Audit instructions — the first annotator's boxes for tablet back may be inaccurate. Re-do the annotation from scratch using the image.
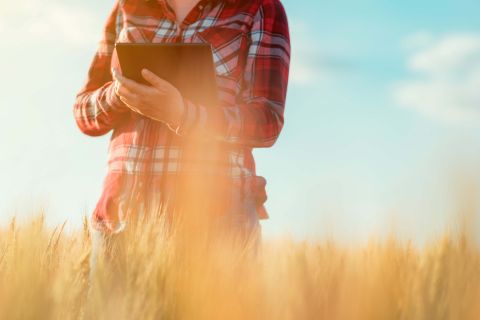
[115,43,218,107]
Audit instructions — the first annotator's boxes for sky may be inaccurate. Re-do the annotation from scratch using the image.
[1,0,480,245]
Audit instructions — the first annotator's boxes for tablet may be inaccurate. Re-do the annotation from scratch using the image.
[115,43,219,107]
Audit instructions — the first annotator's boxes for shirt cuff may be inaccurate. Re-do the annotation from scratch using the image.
[169,97,207,137]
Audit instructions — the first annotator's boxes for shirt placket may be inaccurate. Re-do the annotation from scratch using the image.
[152,0,209,212]
[158,0,208,43]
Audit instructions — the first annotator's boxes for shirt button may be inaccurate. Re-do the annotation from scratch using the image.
[198,4,204,9]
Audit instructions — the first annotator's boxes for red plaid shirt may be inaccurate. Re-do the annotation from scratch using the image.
[74,0,290,233]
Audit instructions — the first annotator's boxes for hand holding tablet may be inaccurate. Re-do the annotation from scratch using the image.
[114,43,218,106]
[112,43,219,129]
[112,67,185,128]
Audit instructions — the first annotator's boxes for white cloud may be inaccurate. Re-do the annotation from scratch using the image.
[401,30,435,51]
[0,0,100,48]
[393,32,480,125]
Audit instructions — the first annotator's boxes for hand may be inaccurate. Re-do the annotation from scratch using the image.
[112,68,184,127]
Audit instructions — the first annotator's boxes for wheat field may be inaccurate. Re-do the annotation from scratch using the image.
[0,212,479,320]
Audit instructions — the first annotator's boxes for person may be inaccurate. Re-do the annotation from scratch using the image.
[73,0,290,273]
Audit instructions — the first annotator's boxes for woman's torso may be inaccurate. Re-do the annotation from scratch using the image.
[102,0,269,225]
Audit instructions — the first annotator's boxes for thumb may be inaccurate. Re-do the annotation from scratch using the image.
[141,68,163,88]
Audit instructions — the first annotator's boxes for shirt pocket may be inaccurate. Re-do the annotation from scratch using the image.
[194,26,248,79]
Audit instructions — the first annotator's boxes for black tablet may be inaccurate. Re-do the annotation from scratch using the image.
[115,43,219,107]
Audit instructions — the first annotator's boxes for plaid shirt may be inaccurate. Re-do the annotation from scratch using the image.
[74,0,290,232]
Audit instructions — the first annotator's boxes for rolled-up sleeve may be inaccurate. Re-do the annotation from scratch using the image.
[73,0,130,137]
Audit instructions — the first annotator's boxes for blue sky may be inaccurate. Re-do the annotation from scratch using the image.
[1,0,480,244]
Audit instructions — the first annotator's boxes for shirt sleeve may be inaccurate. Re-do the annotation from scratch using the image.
[73,0,129,137]
[169,0,291,148]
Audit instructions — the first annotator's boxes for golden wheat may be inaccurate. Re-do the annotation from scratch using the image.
[0,213,479,320]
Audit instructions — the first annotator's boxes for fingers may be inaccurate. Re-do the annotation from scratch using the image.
[116,82,139,101]
[113,68,150,96]
[111,67,122,78]
[110,68,150,117]
[141,69,165,88]
[112,69,150,109]
[110,68,173,122]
